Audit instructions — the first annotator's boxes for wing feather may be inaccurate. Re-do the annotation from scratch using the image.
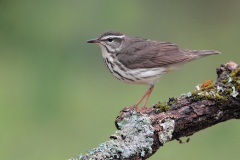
[117,39,191,69]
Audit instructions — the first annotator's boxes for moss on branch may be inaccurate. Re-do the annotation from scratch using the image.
[70,61,240,160]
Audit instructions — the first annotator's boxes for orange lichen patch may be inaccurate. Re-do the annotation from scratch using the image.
[200,80,214,91]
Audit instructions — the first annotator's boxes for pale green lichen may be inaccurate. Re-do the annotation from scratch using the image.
[215,111,223,120]
[158,118,175,144]
[70,111,154,160]
[181,92,192,98]
[188,66,240,101]
[231,86,239,97]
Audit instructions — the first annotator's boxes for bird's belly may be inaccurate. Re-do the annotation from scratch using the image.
[103,58,166,85]
[126,68,167,85]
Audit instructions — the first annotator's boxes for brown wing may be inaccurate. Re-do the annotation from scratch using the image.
[117,39,191,69]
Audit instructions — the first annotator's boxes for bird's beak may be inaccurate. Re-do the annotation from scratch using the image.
[87,38,100,43]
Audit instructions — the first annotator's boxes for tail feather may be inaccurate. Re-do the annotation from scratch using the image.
[181,49,221,58]
[197,50,221,55]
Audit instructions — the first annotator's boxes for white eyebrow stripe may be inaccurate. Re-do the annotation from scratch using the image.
[101,35,124,40]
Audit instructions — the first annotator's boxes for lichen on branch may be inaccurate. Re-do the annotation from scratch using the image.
[70,61,240,160]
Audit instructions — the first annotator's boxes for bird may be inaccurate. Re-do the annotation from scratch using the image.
[87,31,220,109]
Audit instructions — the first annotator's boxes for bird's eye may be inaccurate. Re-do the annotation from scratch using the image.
[107,38,113,42]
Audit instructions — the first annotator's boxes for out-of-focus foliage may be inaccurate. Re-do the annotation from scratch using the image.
[0,1,239,160]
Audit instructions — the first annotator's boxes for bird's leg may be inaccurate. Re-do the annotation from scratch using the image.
[142,85,154,109]
[134,89,151,109]
[134,85,154,110]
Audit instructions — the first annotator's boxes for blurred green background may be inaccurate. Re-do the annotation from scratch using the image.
[0,0,240,160]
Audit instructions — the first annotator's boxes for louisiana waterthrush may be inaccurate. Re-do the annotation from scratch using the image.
[87,31,220,109]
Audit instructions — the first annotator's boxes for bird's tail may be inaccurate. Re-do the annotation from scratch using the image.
[197,50,221,56]
[181,49,221,59]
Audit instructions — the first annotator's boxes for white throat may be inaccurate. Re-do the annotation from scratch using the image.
[98,44,112,58]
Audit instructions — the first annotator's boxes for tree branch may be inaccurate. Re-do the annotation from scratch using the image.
[70,61,240,160]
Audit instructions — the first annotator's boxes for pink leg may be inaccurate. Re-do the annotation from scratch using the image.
[142,85,154,108]
[134,85,154,109]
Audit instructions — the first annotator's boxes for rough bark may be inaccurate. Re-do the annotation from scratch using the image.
[70,61,240,160]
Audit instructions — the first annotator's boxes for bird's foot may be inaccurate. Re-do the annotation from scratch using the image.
[132,104,148,112]
[134,104,139,110]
